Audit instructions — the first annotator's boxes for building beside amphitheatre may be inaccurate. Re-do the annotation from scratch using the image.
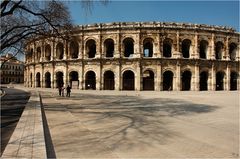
[24,22,239,91]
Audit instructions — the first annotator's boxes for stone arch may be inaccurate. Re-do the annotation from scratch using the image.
[181,70,192,91]
[36,47,41,62]
[70,41,79,59]
[163,38,173,57]
[143,38,154,57]
[45,44,51,61]
[85,71,96,90]
[181,39,191,58]
[123,38,134,57]
[103,70,115,90]
[36,72,41,87]
[199,71,208,91]
[56,42,64,60]
[122,70,135,90]
[216,71,225,90]
[199,40,208,59]
[56,71,64,88]
[86,39,96,58]
[69,71,79,88]
[104,38,114,57]
[163,70,174,91]
[45,72,51,88]
[142,70,154,90]
[229,43,237,61]
[215,41,224,60]
[230,71,238,90]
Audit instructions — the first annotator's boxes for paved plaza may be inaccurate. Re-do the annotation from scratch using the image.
[37,90,239,158]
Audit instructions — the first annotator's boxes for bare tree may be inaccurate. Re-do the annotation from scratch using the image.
[0,0,72,67]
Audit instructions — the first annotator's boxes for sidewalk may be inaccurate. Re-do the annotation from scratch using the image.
[2,91,47,158]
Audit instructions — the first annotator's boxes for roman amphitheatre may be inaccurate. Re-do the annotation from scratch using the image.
[24,22,239,91]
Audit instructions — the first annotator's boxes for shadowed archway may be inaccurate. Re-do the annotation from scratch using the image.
[142,70,154,90]
[122,70,135,90]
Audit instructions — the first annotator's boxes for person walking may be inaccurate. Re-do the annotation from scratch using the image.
[61,86,65,97]
[58,86,62,96]
[66,85,71,97]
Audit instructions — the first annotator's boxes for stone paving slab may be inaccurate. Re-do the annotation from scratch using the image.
[40,91,239,159]
[2,92,46,158]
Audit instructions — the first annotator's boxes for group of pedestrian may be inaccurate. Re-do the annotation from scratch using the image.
[58,85,72,97]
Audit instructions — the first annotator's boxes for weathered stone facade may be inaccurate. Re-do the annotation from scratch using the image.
[24,22,240,91]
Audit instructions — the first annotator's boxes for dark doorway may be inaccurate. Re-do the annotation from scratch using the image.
[70,41,79,59]
[36,72,41,87]
[45,72,51,88]
[182,39,191,58]
[215,42,223,60]
[122,70,135,90]
[45,44,51,61]
[56,42,64,60]
[123,38,134,57]
[216,72,224,90]
[230,72,238,90]
[104,71,115,90]
[142,70,154,90]
[56,72,64,88]
[200,71,208,91]
[163,71,173,91]
[199,40,208,59]
[86,40,96,58]
[104,39,114,57]
[229,43,237,61]
[143,38,153,57]
[85,71,96,90]
[69,71,79,88]
[182,70,191,91]
[163,39,172,57]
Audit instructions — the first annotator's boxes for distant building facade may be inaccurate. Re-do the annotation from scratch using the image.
[24,22,239,91]
[0,54,24,84]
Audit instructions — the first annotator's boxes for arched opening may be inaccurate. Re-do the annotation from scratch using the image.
[85,71,96,90]
[30,73,33,87]
[200,71,208,91]
[56,71,64,88]
[142,70,154,90]
[70,41,79,59]
[163,38,172,57]
[181,70,191,91]
[216,71,224,90]
[28,49,33,63]
[104,39,114,57]
[229,43,237,61]
[86,39,96,58]
[199,40,208,59]
[104,71,115,90]
[36,47,41,62]
[215,42,223,60]
[45,72,51,88]
[181,39,191,58]
[230,71,238,90]
[69,71,79,89]
[123,38,134,57]
[143,38,153,57]
[36,72,41,87]
[163,71,173,91]
[56,42,64,60]
[45,44,51,61]
[122,70,135,90]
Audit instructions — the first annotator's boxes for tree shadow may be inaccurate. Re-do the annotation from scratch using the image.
[41,93,219,153]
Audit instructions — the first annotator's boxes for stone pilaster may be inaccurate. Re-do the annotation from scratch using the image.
[211,63,216,91]
[174,61,181,91]
[225,64,230,90]
[194,63,199,91]
[211,34,215,60]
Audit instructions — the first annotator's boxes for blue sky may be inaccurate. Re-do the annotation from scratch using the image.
[68,1,239,31]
